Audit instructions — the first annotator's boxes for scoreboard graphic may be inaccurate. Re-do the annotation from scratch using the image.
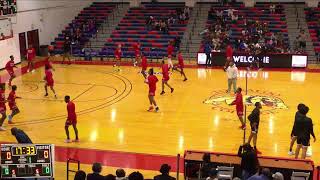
[0,144,54,179]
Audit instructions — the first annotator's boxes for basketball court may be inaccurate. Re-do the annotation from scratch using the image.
[0,62,319,179]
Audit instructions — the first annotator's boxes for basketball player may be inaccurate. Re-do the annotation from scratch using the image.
[288,103,305,155]
[7,85,21,124]
[230,87,246,129]
[160,60,174,95]
[167,41,174,69]
[294,106,316,159]
[0,84,7,131]
[133,42,141,66]
[64,95,79,143]
[173,51,187,81]
[5,55,17,87]
[26,45,36,72]
[44,56,55,71]
[114,44,122,71]
[141,54,148,79]
[44,65,57,98]
[247,102,262,154]
[145,68,159,112]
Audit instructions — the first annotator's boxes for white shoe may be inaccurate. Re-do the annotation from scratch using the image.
[306,150,312,157]
[64,139,71,143]
[0,127,6,131]
[288,151,294,156]
[31,70,35,73]
[27,69,30,73]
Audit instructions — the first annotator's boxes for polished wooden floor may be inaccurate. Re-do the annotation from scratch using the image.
[0,63,319,179]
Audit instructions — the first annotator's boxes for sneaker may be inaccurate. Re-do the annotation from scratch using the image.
[255,149,262,155]
[306,150,312,157]
[27,69,30,73]
[8,121,14,124]
[171,88,174,93]
[64,139,71,143]
[54,95,57,99]
[155,107,159,112]
[72,139,80,143]
[288,151,294,156]
[239,125,246,130]
[44,93,48,97]
[183,78,187,81]
[31,70,35,73]
[226,90,230,93]
[160,91,165,95]
[147,106,154,112]
[0,127,6,131]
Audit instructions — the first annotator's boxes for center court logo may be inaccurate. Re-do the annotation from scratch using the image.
[203,89,288,114]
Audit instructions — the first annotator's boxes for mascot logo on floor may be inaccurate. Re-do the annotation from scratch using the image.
[203,89,288,114]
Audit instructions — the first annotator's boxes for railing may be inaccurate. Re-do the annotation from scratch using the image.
[66,158,80,180]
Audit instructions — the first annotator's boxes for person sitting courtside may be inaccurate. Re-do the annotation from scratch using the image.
[87,162,105,180]
[154,164,176,180]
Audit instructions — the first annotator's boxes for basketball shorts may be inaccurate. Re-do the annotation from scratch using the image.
[297,136,310,147]
[65,120,77,127]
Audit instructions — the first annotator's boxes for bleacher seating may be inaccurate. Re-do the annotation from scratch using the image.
[305,7,320,56]
[200,2,289,52]
[51,2,117,55]
[99,2,190,59]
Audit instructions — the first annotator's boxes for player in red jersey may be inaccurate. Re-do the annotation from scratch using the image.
[64,95,79,143]
[145,68,159,112]
[44,56,55,71]
[230,87,246,129]
[141,54,148,79]
[167,42,174,69]
[160,60,174,95]
[5,55,17,86]
[173,51,187,81]
[114,44,122,71]
[26,45,36,72]
[133,42,141,66]
[44,65,57,98]
[7,85,21,124]
[0,84,7,131]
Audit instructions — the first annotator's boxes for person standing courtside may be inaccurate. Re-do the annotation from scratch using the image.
[205,41,213,68]
[288,103,305,155]
[62,35,72,64]
[294,106,316,159]
[226,61,238,94]
[247,102,262,154]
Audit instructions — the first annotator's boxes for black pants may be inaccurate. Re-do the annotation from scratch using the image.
[206,53,212,67]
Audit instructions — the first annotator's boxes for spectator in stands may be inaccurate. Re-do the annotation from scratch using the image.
[204,41,213,68]
[294,105,316,159]
[128,172,144,180]
[0,33,5,40]
[206,168,218,180]
[154,164,176,180]
[116,169,127,180]
[200,153,214,178]
[272,172,284,180]
[227,8,235,18]
[87,162,105,180]
[11,127,33,143]
[238,143,259,180]
[74,170,86,180]
[269,4,275,14]
[299,30,307,52]
[248,168,271,180]
[184,6,190,19]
